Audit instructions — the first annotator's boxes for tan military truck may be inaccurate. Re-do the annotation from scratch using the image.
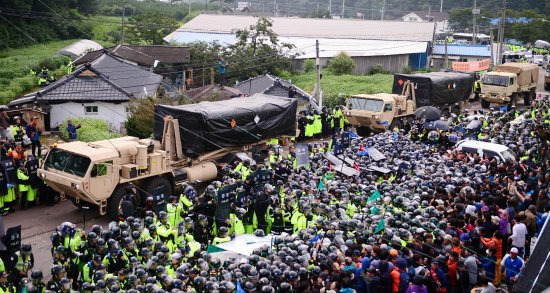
[345,87,417,135]
[480,63,539,108]
[38,95,297,219]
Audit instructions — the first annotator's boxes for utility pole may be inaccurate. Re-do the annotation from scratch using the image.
[444,31,449,69]
[121,0,125,45]
[273,0,277,16]
[497,0,506,64]
[489,24,494,65]
[287,0,290,16]
[381,0,386,20]
[188,0,191,15]
[312,40,322,108]
[440,0,443,12]
[341,0,345,18]
[472,0,478,44]
[328,0,332,15]
[205,0,208,11]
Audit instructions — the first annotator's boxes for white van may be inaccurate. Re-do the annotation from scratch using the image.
[456,140,516,162]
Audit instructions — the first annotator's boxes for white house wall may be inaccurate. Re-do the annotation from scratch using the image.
[49,101,128,132]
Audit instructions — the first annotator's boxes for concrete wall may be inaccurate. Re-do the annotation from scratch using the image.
[49,101,128,132]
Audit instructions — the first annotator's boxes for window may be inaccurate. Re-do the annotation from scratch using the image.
[383,103,393,112]
[348,98,384,111]
[461,147,478,154]
[85,106,98,115]
[482,75,509,86]
[484,150,500,161]
[44,149,91,177]
[91,161,113,177]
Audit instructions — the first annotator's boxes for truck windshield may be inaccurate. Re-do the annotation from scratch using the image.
[348,98,384,111]
[44,148,91,177]
[482,75,509,86]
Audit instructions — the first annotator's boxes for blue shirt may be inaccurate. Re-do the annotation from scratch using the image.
[501,254,524,281]
[67,123,79,140]
[218,61,226,74]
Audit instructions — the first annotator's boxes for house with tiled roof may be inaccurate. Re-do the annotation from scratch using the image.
[9,52,162,131]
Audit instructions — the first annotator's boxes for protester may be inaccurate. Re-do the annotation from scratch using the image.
[0,98,547,292]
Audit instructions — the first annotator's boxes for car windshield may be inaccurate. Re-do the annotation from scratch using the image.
[482,75,509,86]
[44,148,91,177]
[502,149,516,162]
[348,98,384,111]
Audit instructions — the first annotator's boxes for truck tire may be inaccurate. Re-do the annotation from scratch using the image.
[106,186,129,221]
[142,176,173,203]
[356,126,371,137]
[508,93,517,109]
[523,92,532,107]
[481,99,490,108]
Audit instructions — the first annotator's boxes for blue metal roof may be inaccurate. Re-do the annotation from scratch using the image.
[433,44,491,57]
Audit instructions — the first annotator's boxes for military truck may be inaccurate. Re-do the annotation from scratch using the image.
[345,71,473,135]
[38,95,297,219]
[480,63,539,108]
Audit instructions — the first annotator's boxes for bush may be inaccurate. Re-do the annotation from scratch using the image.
[38,55,71,71]
[304,59,315,73]
[400,66,414,74]
[367,64,389,75]
[125,97,155,139]
[328,52,355,75]
[58,117,120,142]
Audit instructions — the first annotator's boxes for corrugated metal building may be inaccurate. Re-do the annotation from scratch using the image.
[165,14,434,73]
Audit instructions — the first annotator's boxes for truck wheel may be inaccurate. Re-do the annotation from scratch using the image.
[356,126,370,137]
[106,184,140,220]
[106,186,128,220]
[481,99,490,109]
[142,176,173,203]
[508,93,517,109]
[523,92,532,107]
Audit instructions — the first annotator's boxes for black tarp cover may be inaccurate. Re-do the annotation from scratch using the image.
[392,72,474,107]
[154,94,297,156]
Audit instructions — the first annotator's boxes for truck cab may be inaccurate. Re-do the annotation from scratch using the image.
[345,92,415,134]
[480,63,538,108]
[480,72,518,104]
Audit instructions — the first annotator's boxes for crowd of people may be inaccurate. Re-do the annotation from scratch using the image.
[0,98,548,293]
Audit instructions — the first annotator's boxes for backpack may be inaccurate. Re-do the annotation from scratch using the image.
[398,269,410,293]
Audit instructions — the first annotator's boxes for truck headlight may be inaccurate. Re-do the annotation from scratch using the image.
[40,173,46,179]
[71,182,79,189]
[373,115,379,119]
[346,111,351,115]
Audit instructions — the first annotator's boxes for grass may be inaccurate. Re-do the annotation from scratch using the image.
[288,72,394,107]
[82,15,120,45]
[0,39,78,104]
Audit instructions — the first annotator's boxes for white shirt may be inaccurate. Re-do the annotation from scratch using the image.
[510,223,527,248]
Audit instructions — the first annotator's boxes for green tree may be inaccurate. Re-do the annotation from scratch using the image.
[328,52,355,75]
[76,0,99,15]
[125,97,156,138]
[225,17,295,82]
[126,11,179,45]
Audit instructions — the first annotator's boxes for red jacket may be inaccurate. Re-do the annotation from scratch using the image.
[447,259,458,286]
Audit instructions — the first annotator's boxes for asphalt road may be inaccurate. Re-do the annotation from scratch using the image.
[4,66,550,278]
